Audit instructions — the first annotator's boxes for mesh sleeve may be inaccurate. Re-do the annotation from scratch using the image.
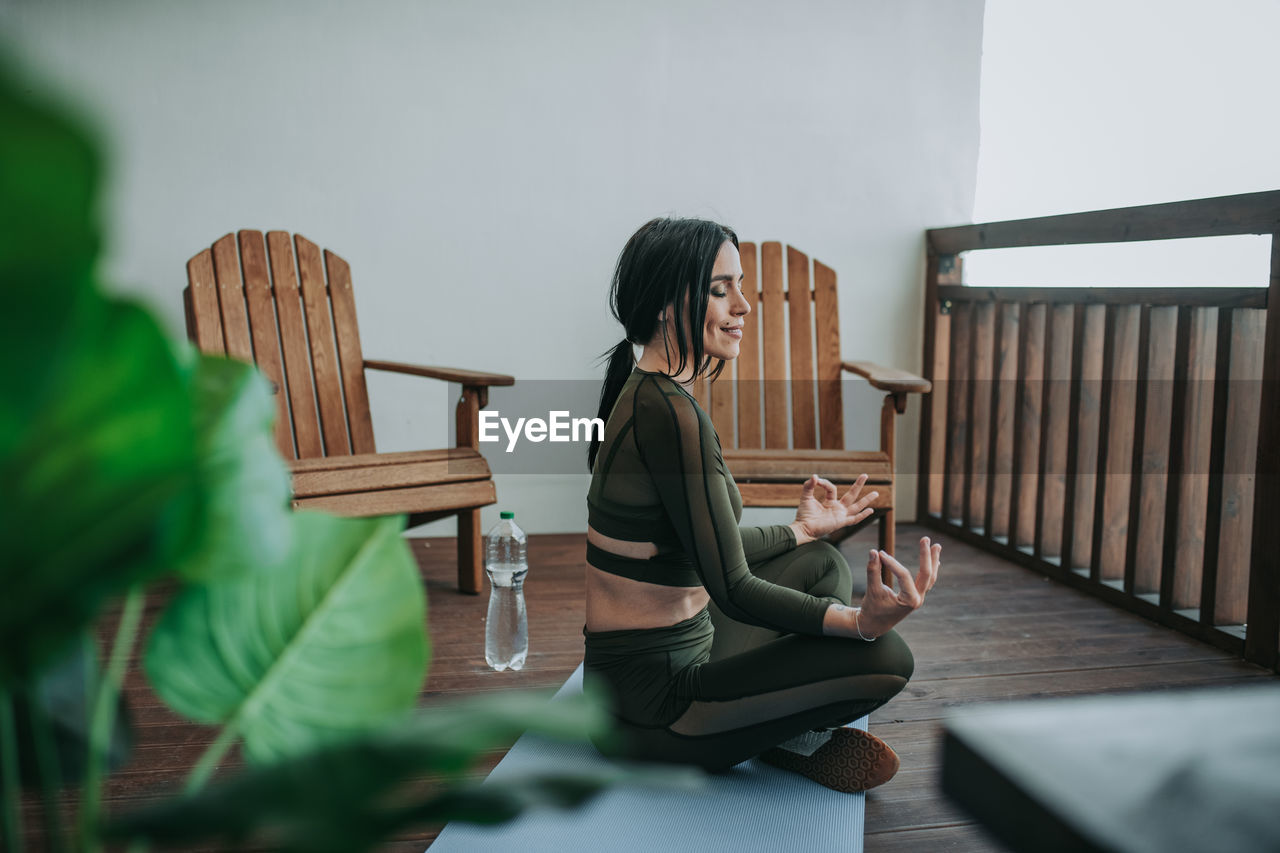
[632,376,828,635]
[740,524,797,564]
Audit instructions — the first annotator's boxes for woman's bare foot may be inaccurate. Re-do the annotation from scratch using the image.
[759,727,900,793]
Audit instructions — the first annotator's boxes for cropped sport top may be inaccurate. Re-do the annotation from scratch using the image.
[586,367,830,636]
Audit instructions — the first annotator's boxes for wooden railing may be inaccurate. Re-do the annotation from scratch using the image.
[918,191,1280,671]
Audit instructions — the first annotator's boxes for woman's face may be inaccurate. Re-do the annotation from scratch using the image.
[701,240,750,361]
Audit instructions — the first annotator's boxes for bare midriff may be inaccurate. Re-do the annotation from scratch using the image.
[585,525,709,632]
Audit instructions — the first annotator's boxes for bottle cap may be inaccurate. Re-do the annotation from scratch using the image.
[500,511,514,519]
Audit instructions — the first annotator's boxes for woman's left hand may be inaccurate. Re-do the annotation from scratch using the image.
[790,473,878,544]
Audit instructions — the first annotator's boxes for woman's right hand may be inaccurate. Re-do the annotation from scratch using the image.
[836,537,941,639]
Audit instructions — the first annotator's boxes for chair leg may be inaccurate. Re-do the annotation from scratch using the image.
[877,507,898,587]
[457,508,483,595]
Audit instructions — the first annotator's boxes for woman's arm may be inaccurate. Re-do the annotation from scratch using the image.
[634,377,829,636]
[788,521,814,546]
[740,524,797,563]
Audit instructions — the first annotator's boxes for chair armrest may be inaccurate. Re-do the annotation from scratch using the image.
[364,359,515,387]
[841,361,931,395]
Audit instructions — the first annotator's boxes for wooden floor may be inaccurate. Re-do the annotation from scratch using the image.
[23,522,1275,852]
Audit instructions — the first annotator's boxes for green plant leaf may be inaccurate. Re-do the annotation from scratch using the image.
[396,765,700,826]
[146,512,429,763]
[107,692,700,853]
[177,353,292,582]
[379,687,618,777]
[0,638,132,794]
[115,770,692,853]
[0,55,102,447]
[0,298,201,685]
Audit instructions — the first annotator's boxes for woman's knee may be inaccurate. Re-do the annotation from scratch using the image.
[872,629,915,682]
[797,539,844,565]
[796,540,853,603]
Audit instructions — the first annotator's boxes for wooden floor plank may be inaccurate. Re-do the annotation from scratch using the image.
[20,524,1276,853]
[865,822,1008,851]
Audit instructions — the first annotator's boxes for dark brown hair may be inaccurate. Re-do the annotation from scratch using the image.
[587,216,737,471]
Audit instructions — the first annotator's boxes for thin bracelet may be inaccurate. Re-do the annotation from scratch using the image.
[853,607,876,642]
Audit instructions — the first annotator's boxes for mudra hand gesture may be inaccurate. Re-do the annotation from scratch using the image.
[790,472,879,541]
[855,536,941,638]
[794,473,942,641]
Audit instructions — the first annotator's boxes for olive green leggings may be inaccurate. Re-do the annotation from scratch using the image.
[583,541,914,772]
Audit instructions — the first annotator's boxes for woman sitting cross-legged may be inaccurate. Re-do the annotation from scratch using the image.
[582,216,941,792]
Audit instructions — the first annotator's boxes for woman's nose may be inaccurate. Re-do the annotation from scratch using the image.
[734,290,751,315]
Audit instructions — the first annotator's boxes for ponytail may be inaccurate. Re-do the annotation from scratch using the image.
[587,338,635,471]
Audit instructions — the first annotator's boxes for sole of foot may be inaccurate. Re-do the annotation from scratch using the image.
[759,727,900,793]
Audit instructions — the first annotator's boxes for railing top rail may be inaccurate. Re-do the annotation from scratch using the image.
[928,190,1280,254]
[936,285,1268,309]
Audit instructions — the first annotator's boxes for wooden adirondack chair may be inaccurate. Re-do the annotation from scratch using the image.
[692,241,931,555]
[183,230,513,594]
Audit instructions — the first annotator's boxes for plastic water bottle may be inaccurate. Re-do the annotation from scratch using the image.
[484,511,528,671]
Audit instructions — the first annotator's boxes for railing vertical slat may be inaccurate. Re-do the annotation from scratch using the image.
[1246,234,1280,671]
[1075,306,1106,568]
[929,274,954,517]
[1100,306,1140,581]
[1034,304,1057,560]
[918,252,938,518]
[1136,308,1177,596]
[1090,304,1118,582]
[1038,306,1073,562]
[1160,306,1193,611]
[945,301,972,523]
[1124,305,1152,596]
[1173,308,1218,611]
[1008,302,1028,547]
[966,302,994,532]
[985,303,1012,541]
[962,301,977,529]
[1200,307,1233,626]
[1061,304,1086,571]
[1049,306,1077,562]
[921,253,958,518]
[1013,303,1045,551]
[1218,308,1263,626]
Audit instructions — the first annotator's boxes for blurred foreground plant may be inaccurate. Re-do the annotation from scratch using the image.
[0,55,695,852]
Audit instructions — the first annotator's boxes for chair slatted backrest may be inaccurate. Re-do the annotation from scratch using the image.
[184,230,376,460]
[695,242,845,451]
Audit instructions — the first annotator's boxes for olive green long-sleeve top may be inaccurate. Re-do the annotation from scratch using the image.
[586,367,831,636]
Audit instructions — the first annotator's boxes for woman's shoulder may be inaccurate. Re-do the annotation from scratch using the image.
[630,371,710,436]
[632,370,699,409]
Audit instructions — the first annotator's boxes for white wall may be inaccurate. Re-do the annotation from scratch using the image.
[2,0,984,535]
[967,0,1279,288]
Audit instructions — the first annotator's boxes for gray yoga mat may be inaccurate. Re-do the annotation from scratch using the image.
[430,664,867,853]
